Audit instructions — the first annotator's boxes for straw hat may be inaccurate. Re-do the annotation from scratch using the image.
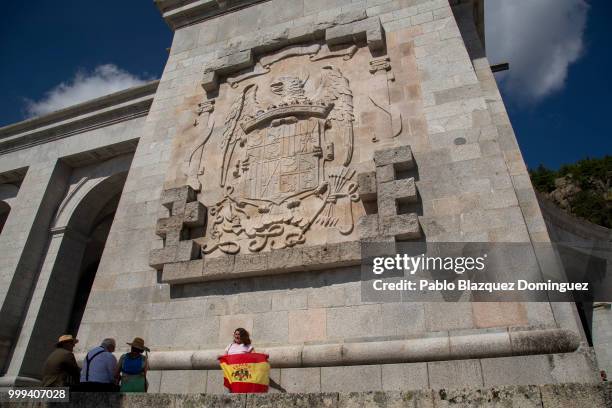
[56,334,78,346]
[127,337,149,352]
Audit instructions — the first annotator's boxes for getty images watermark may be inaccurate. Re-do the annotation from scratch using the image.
[371,253,588,293]
[360,242,611,302]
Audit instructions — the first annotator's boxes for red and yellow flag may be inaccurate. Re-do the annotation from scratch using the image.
[218,353,270,393]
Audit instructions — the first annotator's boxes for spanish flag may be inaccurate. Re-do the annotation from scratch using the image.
[218,353,270,393]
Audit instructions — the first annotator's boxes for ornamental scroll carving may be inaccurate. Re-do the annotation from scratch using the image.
[202,65,360,255]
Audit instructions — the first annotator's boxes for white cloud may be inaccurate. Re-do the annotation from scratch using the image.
[25,64,150,117]
[486,0,589,103]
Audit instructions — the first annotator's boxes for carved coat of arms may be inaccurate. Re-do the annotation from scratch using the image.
[201,66,360,255]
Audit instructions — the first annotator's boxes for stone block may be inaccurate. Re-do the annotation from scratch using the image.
[424,302,474,332]
[428,359,483,389]
[380,213,421,240]
[202,70,219,92]
[161,260,203,284]
[271,291,307,311]
[308,287,345,308]
[247,393,338,408]
[233,253,267,275]
[339,391,433,408]
[146,370,162,393]
[155,216,183,239]
[480,354,555,386]
[357,171,377,202]
[266,247,303,273]
[379,178,418,204]
[434,385,542,408]
[225,49,254,73]
[280,367,322,393]
[472,302,528,328]
[540,383,606,408]
[325,23,355,46]
[374,146,415,169]
[326,305,381,340]
[302,244,342,269]
[549,351,600,383]
[321,365,383,392]
[183,201,206,227]
[381,303,426,336]
[205,370,227,395]
[176,240,200,262]
[119,393,174,407]
[203,255,235,280]
[253,311,288,344]
[381,362,429,391]
[160,186,194,212]
[289,308,327,343]
[230,293,272,314]
[149,246,177,270]
[377,164,396,184]
[357,214,379,239]
[159,369,207,393]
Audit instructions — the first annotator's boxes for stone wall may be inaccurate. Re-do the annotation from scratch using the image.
[73,0,590,391]
[537,192,612,375]
[0,0,596,390]
[2,383,612,407]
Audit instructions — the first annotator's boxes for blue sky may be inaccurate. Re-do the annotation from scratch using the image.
[0,0,609,170]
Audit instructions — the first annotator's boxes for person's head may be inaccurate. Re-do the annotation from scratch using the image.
[233,328,251,345]
[100,338,116,353]
[127,337,149,354]
[56,334,78,351]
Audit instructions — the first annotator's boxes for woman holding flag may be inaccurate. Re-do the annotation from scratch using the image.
[219,328,270,393]
[224,328,254,355]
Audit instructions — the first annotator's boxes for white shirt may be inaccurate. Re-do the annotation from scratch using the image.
[225,343,253,355]
[80,346,117,384]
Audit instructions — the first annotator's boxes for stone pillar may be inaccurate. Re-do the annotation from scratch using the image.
[5,227,89,379]
[0,161,70,376]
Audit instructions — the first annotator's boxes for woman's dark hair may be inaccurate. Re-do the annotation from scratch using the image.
[131,346,144,354]
[235,328,251,345]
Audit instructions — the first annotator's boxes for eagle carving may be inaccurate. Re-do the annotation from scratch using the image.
[204,66,359,255]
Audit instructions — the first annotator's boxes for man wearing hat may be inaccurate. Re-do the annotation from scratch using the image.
[41,334,81,387]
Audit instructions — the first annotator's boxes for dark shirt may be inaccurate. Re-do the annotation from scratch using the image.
[41,348,80,387]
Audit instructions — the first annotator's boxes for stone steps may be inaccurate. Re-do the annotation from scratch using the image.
[2,383,611,407]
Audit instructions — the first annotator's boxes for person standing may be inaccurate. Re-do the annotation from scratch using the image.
[41,334,81,388]
[80,338,118,392]
[115,337,149,392]
[224,328,254,355]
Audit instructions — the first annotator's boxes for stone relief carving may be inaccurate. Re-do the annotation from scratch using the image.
[368,55,402,140]
[310,44,358,62]
[227,63,271,88]
[259,44,321,69]
[187,100,215,191]
[201,65,359,255]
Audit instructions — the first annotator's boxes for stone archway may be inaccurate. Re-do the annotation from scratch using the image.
[4,155,132,380]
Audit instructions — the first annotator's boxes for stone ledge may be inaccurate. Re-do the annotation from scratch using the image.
[201,16,385,92]
[0,81,158,155]
[159,241,364,284]
[156,0,268,30]
[75,329,579,370]
[1,383,610,407]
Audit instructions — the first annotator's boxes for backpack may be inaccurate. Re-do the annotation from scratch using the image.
[121,354,144,375]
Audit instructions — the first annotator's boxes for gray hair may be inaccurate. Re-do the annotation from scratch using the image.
[100,338,116,350]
